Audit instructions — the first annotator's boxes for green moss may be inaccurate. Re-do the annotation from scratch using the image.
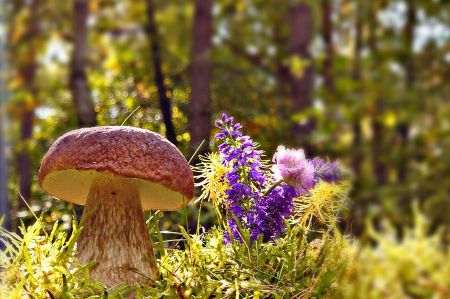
[0,216,109,298]
[1,198,448,298]
[330,205,450,299]
[0,212,347,298]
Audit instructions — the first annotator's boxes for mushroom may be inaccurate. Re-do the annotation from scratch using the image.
[38,126,194,287]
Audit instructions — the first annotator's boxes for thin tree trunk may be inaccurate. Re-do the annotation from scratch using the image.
[18,111,33,204]
[0,6,10,230]
[349,0,364,236]
[70,0,97,128]
[17,0,39,207]
[4,1,22,231]
[273,24,291,119]
[404,0,416,87]
[368,3,388,186]
[397,0,415,183]
[321,0,334,95]
[145,0,177,145]
[0,113,8,231]
[352,0,363,179]
[289,3,315,151]
[189,0,213,156]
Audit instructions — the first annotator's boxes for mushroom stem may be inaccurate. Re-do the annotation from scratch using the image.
[77,176,159,287]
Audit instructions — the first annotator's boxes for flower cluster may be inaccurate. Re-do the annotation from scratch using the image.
[310,157,341,183]
[273,147,341,189]
[215,114,296,242]
[272,146,315,195]
[213,113,342,243]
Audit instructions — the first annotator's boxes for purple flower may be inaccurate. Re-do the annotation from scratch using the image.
[251,183,298,240]
[272,146,315,195]
[224,218,242,243]
[310,157,341,183]
[212,114,343,243]
[214,114,298,243]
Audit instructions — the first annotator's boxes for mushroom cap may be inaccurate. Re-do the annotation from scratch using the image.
[39,126,194,211]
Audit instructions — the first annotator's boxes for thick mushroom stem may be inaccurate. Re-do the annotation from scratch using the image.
[77,176,159,287]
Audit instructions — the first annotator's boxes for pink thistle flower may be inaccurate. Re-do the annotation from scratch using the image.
[272,146,314,195]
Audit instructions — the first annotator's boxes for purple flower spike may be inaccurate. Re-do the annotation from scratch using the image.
[214,115,299,243]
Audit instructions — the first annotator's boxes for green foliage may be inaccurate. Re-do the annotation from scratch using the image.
[0,198,348,298]
[0,216,130,298]
[1,183,448,298]
[330,205,450,299]
[151,224,345,298]
[0,217,346,298]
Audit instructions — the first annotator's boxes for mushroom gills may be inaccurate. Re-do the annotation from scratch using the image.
[41,169,189,210]
[77,175,159,287]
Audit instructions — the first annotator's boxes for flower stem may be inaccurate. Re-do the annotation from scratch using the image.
[263,179,284,197]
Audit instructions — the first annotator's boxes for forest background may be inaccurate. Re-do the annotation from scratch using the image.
[1,0,450,244]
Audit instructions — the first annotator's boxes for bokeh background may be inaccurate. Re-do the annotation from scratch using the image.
[0,0,449,241]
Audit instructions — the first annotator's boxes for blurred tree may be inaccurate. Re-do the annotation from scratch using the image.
[189,0,213,156]
[289,2,314,150]
[70,0,97,127]
[69,0,94,221]
[351,0,363,181]
[349,0,365,235]
[397,0,416,184]
[368,1,389,187]
[1,0,450,238]
[145,0,177,145]
[0,112,8,231]
[0,3,10,231]
[15,0,39,207]
[321,0,334,96]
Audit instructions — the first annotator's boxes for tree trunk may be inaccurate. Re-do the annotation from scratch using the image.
[17,0,39,207]
[289,3,315,151]
[368,3,388,186]
[189,0,213,157]
[348,0,366,236]
[0,110,8,229]
[352,0,363,179]
[18,111,33,204]
[321,0,334,95]
[397,0,416,183]
[0,13,9,230]
[70,0,97,128]
[0,115,9,232]
[145,0,177,145]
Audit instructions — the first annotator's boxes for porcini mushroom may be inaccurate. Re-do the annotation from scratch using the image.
[38,126,194,287]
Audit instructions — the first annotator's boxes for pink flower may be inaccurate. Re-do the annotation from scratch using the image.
[272,146,314,195]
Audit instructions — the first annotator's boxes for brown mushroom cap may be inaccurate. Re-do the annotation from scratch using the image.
[39,126,194,211]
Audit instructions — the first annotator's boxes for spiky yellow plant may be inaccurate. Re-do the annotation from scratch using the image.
[294,181,350,229]
[0,216,134,298]
[193,152,230,206]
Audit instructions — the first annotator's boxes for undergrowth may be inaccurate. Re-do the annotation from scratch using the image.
[0,209,347,298]
[0,216,127,298]
[1,193,449,298]
[0,183,350,298]
[330,204,450,299]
